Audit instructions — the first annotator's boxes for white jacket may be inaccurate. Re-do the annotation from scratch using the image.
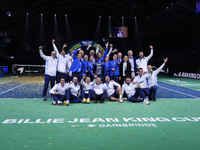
[39,49,57,77]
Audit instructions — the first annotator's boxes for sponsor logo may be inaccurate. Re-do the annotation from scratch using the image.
[2,117,200,128]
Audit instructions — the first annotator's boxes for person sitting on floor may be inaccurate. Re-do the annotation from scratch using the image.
[92,77,108,103]
[104,75,123,103]
[81,74,97,104]
[64,77,82,106]
[122,77,150,105]
[49,77,70,106]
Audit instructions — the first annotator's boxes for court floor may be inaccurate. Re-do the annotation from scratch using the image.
[0,75,200,150]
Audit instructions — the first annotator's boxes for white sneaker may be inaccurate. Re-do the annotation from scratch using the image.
[65,100,70,106]
[57,101,63,106]
[143,99,150,105]
[119,98,123,103]
[52,101,57,105]
[146,97,149,101]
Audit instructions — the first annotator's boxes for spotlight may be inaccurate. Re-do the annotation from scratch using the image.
[99,16,101,18]
[109,16,111,18]
[166,7,169,9]
[27,13,29,15]
[135,17,137,19]
[171,3,173,5]
[54,14,56,16]
[148,16,150,18]
[41,14,43,16]
[7,11,12,17]
[65,14,67,17]
[122,16,124,18]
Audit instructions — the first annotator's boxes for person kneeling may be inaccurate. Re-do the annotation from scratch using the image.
[81,74,97,104]
[104,75,123,103]
[122,77,150,105]
[92,77,107,103]
[49,77,70,106]
[65,77,82,106]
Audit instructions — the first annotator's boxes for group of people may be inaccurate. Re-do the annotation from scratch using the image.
[39,39,168,106]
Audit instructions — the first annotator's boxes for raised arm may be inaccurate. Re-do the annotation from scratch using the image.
[52,39,61,57]
[39,46,48,61]
[81,75,86,86]
[107,44,113,57]
[73,48,80,59]
[96,45,100,55]
[91,74,97,85]
[155,57,168,75]
[146,45,154,61]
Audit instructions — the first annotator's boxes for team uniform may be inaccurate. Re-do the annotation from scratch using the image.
[136,48,153,73]
[53,43,70,83]
[49,83,70,105]
[146,63,165,100]
[81,78,96,102]
[122,83,149,104]
[66,83,82,105]
[104,81,121,98]
[39,49,57,100]
[108,60,121,82]
[133,74,150,97]
[69,49,82,82]
[92,83,108,103]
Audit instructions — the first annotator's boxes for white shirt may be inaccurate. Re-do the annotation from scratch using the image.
[67,57,73,76]
[122,83,137,98]
[123,62,127,76]
[68,83,80,96]
[39,50,57,77]
[133,74,149,89]
[81,79,96,93]
[93,84,106,95]
[49,83,70,95]
[104,81,121,97]
[53,44,70,73]
[129,57,135,72]
[136,49,153,73]
[147,63,165,88]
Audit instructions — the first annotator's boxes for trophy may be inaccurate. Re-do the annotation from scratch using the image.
[96,63,102,75]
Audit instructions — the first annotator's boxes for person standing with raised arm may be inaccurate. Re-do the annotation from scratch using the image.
[39,46,58,101]
[52,39,70,83]
[69,48,83,82]
[147,57,168,101]
[136,45,154,73]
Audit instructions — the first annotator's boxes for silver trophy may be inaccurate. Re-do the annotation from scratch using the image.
[96,63,102,75]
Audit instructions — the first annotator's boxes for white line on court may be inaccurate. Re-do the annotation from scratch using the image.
[0,84,26,95]
[158,81,200,92]
[159,86,200,99]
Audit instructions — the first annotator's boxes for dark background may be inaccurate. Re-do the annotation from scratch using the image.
[0,0,200,73]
